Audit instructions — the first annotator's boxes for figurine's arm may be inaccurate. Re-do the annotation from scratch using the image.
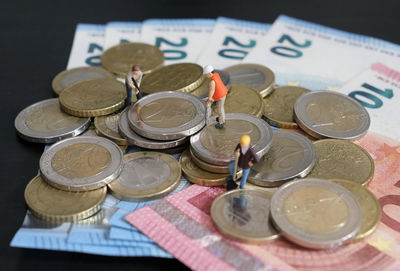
[248,148,260,167]
[206,80,215,105]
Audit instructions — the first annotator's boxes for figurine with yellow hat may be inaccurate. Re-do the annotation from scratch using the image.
[226,135,260,190]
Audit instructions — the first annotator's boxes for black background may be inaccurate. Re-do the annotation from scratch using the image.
[1,0,399,270]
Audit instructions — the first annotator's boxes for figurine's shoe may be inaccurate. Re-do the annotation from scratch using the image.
[216,117,219,123]
[215,123,225,129]
[226,177,238,191]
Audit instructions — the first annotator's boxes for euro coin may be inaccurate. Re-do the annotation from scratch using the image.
[94,111,128,145]
[190,147,229,174]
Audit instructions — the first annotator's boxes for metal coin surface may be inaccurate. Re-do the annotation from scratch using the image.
[190,113,273,165]
[94,111,128,146]
[249,129,316,187]
[211,189,279,244]
[180,149,228,186]
[101,42,164,76]
[25,175,107,222]
[271,178,362,249]
[212,84,263,117]
[15,98,90,143]
[118,108,188,149]
[224,64,275,97]
[141,63,204,95]
[59,78,126,117]
[263,86,310,128]
[40,136,123,191]
[82,122,127,153]
[128,91,206,140]
[108,152,181,200]
[294,91,370,140]
[52,66,114,95]
[307,139,374,186]
[190,147,229,174]
[332,179,381,240]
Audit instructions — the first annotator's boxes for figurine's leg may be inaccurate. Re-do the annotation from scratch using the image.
[136,91,142,101]
[240,168,250,189]
[228,160,235,176]
[125,82,132,106]
[219,96,226,124]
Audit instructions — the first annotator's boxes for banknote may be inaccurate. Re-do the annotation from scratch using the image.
[140,19,215,65]
[66,23,105,69]
[337,62,400,141]
[197,17,270,69]
[126,131,400,271]
[104,22,142,50]
[243,15,400,90]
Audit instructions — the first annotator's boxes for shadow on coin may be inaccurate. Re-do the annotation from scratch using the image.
[228,194,251,227]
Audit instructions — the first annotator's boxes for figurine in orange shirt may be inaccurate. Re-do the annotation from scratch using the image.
[203,65,228,129]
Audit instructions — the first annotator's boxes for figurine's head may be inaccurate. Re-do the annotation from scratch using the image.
[240,135,251,148]
[203,65,214,79]
[132,65,141,74]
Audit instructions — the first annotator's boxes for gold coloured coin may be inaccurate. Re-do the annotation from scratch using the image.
[332,179,381,240]
[59,78,126,117]
[189,147,230,174]
[52,66,114,95]
[101,42,164,76]
[108,152,181,200]
[140,63,204,95]
[190,76,209,98]
[94,111,128,145]
[263,86,310,128]
[212,84,263,117]
[180,149,228,186]
[24,175,107,222]
[307,139,375,185]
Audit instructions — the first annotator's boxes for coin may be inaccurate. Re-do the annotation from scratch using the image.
[52,66,114,95]
[40,136,123,191]
[15,98,90,143]
[332,179,381,240]
[271,178,362,249]
[211,189,279,244]
[249,129,316,187]
[180,149,228,186]
[190,147,229,174]
[108,152,181,200]
[191,113,273,165]
[118,108,188,149]
[128,91,206,140]
[307,139,374,185]
[140,63,204,95]
[263,86,310,128]
[94,111,128,145]
[101,42,164,76]
[25,175,107,222]
[82,122,127,153]
[224,64,275,97]
[212,84,263,117]
[59,78,126,117]
[294,91,370,140]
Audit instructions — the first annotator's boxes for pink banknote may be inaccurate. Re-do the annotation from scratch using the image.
[126,131,400,271]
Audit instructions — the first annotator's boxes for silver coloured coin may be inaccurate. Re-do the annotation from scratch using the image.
[128,91,206,140]
[40,136,123,191]
[118,108,189,149]
[270,178,362,249]
[294,91,370,140]
[190,113,273,165]
[15,98,90,143]
[249,130,316,187]
[224,64,275,97]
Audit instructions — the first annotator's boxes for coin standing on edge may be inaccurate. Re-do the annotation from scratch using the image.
[101,42,164,76]
[40,136,123,191]
[263,86,310,128]
[108,152,181,200]
[52,66,114,95]
[15,98,90,143]
[332,179,381,240]
[190,113,273,165]
[211,189,279,244]
[224,64,275,97]
[294,91,370,140]
[59,78,126,117]
[271,178,362,249]
[180,149,228,186]
[25,175,107,222]
[128,91,206,140]
[94,111,128,146]
[249,129,316,187]
[307,139,375,186]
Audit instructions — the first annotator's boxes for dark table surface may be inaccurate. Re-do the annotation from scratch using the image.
[1,0,399,270]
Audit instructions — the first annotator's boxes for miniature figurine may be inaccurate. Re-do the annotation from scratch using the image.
[125,65,143,106]
[203,65,228,129]
[227,135,260,190]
